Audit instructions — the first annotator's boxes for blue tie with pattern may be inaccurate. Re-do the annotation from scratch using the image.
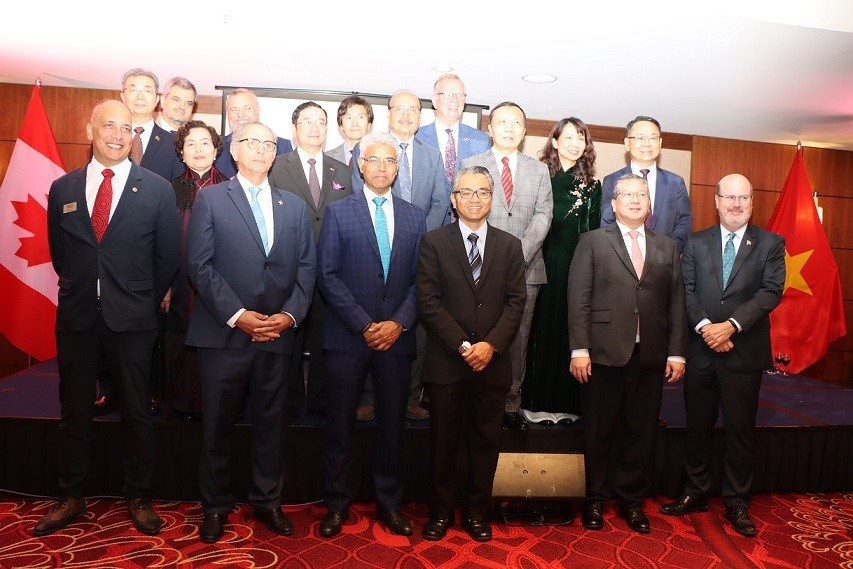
[373,197,391,282]
[398,142,412,202]
[248,186,269,254]
[722,232,736,287]
[468,233,481,286]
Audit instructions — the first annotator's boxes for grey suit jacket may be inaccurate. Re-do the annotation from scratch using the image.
[459,150,552,285]
[568,224,688,369]
[326,143,348,166]
[269,150,351,239]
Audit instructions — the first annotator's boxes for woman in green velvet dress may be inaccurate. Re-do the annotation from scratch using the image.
[522,118,601,416]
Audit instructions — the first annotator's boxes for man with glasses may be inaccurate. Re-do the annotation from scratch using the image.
[269,102,351,418]
[416,165,526,542]
[568,173,688,534]
[416,74,492,225]
[156,76,197,133]
[317,131,427,538]
[186,122,316,543]
[601,115,692,252]
[660,174,784,537]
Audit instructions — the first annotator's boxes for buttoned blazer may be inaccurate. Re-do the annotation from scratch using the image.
[214,134,293,179]
[185,178,316,355]
[269,150,351,239]
[458,150,553,285]
[47,162,179,333]
[601,165,693,252]
[140,123,185,182]
[567,224,688,369]
[682,224,785,372]
[317,191,427,355]
[416,222,527,387]
[350,137,447,231]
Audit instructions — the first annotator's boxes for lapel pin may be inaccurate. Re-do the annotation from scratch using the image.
[154,135,161,142]
[746,240,752,246]
[132,187,138,192]
[278,200,283,205]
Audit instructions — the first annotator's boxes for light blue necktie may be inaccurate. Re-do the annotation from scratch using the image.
[248,186,270,254]
[398,142,412,202]
[722,232,736,287]
[373,197,391,282]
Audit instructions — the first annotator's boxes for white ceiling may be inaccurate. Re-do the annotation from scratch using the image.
[4,1,853,150]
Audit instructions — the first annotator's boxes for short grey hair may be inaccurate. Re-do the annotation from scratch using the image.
[121,68,159,92]
[230,122,277,146]
[388,89,421,109]
[162,76,197,99]
[358,131,398,156]
[452,165,493,192]
[434,73,463,92]
[613,173,648,198]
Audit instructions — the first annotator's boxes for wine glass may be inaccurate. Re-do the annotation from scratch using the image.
[775,352,791,375]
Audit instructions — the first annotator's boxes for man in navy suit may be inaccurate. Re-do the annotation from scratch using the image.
[416,73,491,224]
[37,100,179,537]
[214,88,293,178]
[660,174,784,537]
[600,116,692,252]
[317,131,427,538]
[186,122,316,543]
[155,76,197,133]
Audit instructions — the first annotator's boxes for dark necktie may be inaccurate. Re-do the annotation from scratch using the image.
[91,168,114,241]
[468,233,481,286]
[501,156,513,206]
[130,126,144,165]
[308,157,321,207]
[640,168,653,230]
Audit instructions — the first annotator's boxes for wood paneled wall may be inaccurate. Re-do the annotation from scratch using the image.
[1,83,850,384]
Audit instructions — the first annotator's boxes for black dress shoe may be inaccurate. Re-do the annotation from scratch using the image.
[377,509,412,536]
[619,506,651,534]
[660,495,710,516]
[200,513,227,543]
[149,397,160,415]
[581,500,604,530]
[503,411,529,430]
[255,507,294,536]
[725,506,757,537]
[422,517,452,541]
[319,510,348,538]
[33,496,86,536]
[128,498,163,535]
[93,395,115,415]
[462,518,492,541]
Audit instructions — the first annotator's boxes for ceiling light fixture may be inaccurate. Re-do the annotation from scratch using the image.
[433,65,454,72]
[522,74,557,83]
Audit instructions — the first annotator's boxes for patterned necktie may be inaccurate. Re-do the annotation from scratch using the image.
[639,168,653,230]
[308,157,321,207]
[468,233,482,286]
[248,186,270,254]
[373,197,391,282]
[444,129,457,186]
[398,142,412,202]
[722,232,736,288]
[91,168,114,241]
[628,230,644,335]
[501,156,513,206]
[130,126,144,165]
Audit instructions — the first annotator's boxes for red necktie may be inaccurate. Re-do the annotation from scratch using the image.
[501,156,513,206]
[640,168,653,230]
[91,168,114,241]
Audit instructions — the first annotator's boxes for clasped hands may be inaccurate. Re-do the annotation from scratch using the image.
[701,321,735,353]
[362,321,403,351]
[236,310,293,342]
[459,342,495,372]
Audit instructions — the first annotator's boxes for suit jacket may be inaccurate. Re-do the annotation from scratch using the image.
[47,162,179,333]
[269,150,351,239]
[214,134,293,179]
[140,123,185,182]
[350,137,447,231]
[185,178,316,355]
[317,191,427,355]
[601,165,692,252]
[568,224,688,369]
[417,223,526,387]
[415,121,492,195]
[682,224,785,372]
[326,143,348,165]
[459,150,553,285]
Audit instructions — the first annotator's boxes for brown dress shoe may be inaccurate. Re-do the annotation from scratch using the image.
[33,496,86,536]
[128,498,163,535]
[405,403,429,420]
[355,404,375,421]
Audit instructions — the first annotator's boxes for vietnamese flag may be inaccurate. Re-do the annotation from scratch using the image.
[0,85,64,360]
[766,149,846,374]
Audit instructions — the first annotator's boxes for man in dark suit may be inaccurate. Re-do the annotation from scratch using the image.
[269,101,351,417]
[660,173,785,537]
[417,165,526,542]
[327,95,373,167]
[214,88,293,178]
[317,131,427,538]
[36,100,179,537]
[416,73,491,224]
[600,115,692,252]
[569,173,688,534]
[155,76,197,133]
[185,122,316,543]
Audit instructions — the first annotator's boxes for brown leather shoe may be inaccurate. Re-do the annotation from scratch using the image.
[405,403,429,420]
[93,395,115,416]
[128,498,163,535]
[355,404,375,421]
[33,496,86,536]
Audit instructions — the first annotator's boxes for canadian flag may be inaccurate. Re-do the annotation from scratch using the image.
[0,85,64,360]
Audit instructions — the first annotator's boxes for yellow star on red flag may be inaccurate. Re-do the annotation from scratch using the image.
[783,248,813,295]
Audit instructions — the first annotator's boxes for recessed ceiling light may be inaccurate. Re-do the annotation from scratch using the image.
[433,65,454,72]
[522,74,557,83]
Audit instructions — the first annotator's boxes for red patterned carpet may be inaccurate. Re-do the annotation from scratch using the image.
[1,493,850,568]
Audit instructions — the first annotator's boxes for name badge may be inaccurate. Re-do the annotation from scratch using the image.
[63,202,77,213]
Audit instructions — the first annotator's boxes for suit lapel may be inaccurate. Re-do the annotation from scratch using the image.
[353,193,382,262]
[227,178,267,255]
[72,170,97,244]
[317,156,342,211]
[706,225,724,292]
[103,164,141,242]
[285,152,315,210]
[726,224,757,289]
[268,188,287,256]
[642,231,658,281]
[482,152,506,210]
[604,224,637,279]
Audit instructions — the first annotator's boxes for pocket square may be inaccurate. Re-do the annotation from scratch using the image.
[332,181,345,191]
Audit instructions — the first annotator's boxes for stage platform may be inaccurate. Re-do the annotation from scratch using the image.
[1,360,850,503]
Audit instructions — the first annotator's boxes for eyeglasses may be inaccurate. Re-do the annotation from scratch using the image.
[626,135,660,144]
[296,119,327,128]
[124,87,156,98]
[238,138,277,152]
[615,191,649,201]
[391,105,420,114]
[717,194,753,204]
[436,92,466,100]
[361,156,398,165]
[453,189,493,199]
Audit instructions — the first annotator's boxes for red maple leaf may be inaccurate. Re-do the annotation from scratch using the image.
[12,195,51,267]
